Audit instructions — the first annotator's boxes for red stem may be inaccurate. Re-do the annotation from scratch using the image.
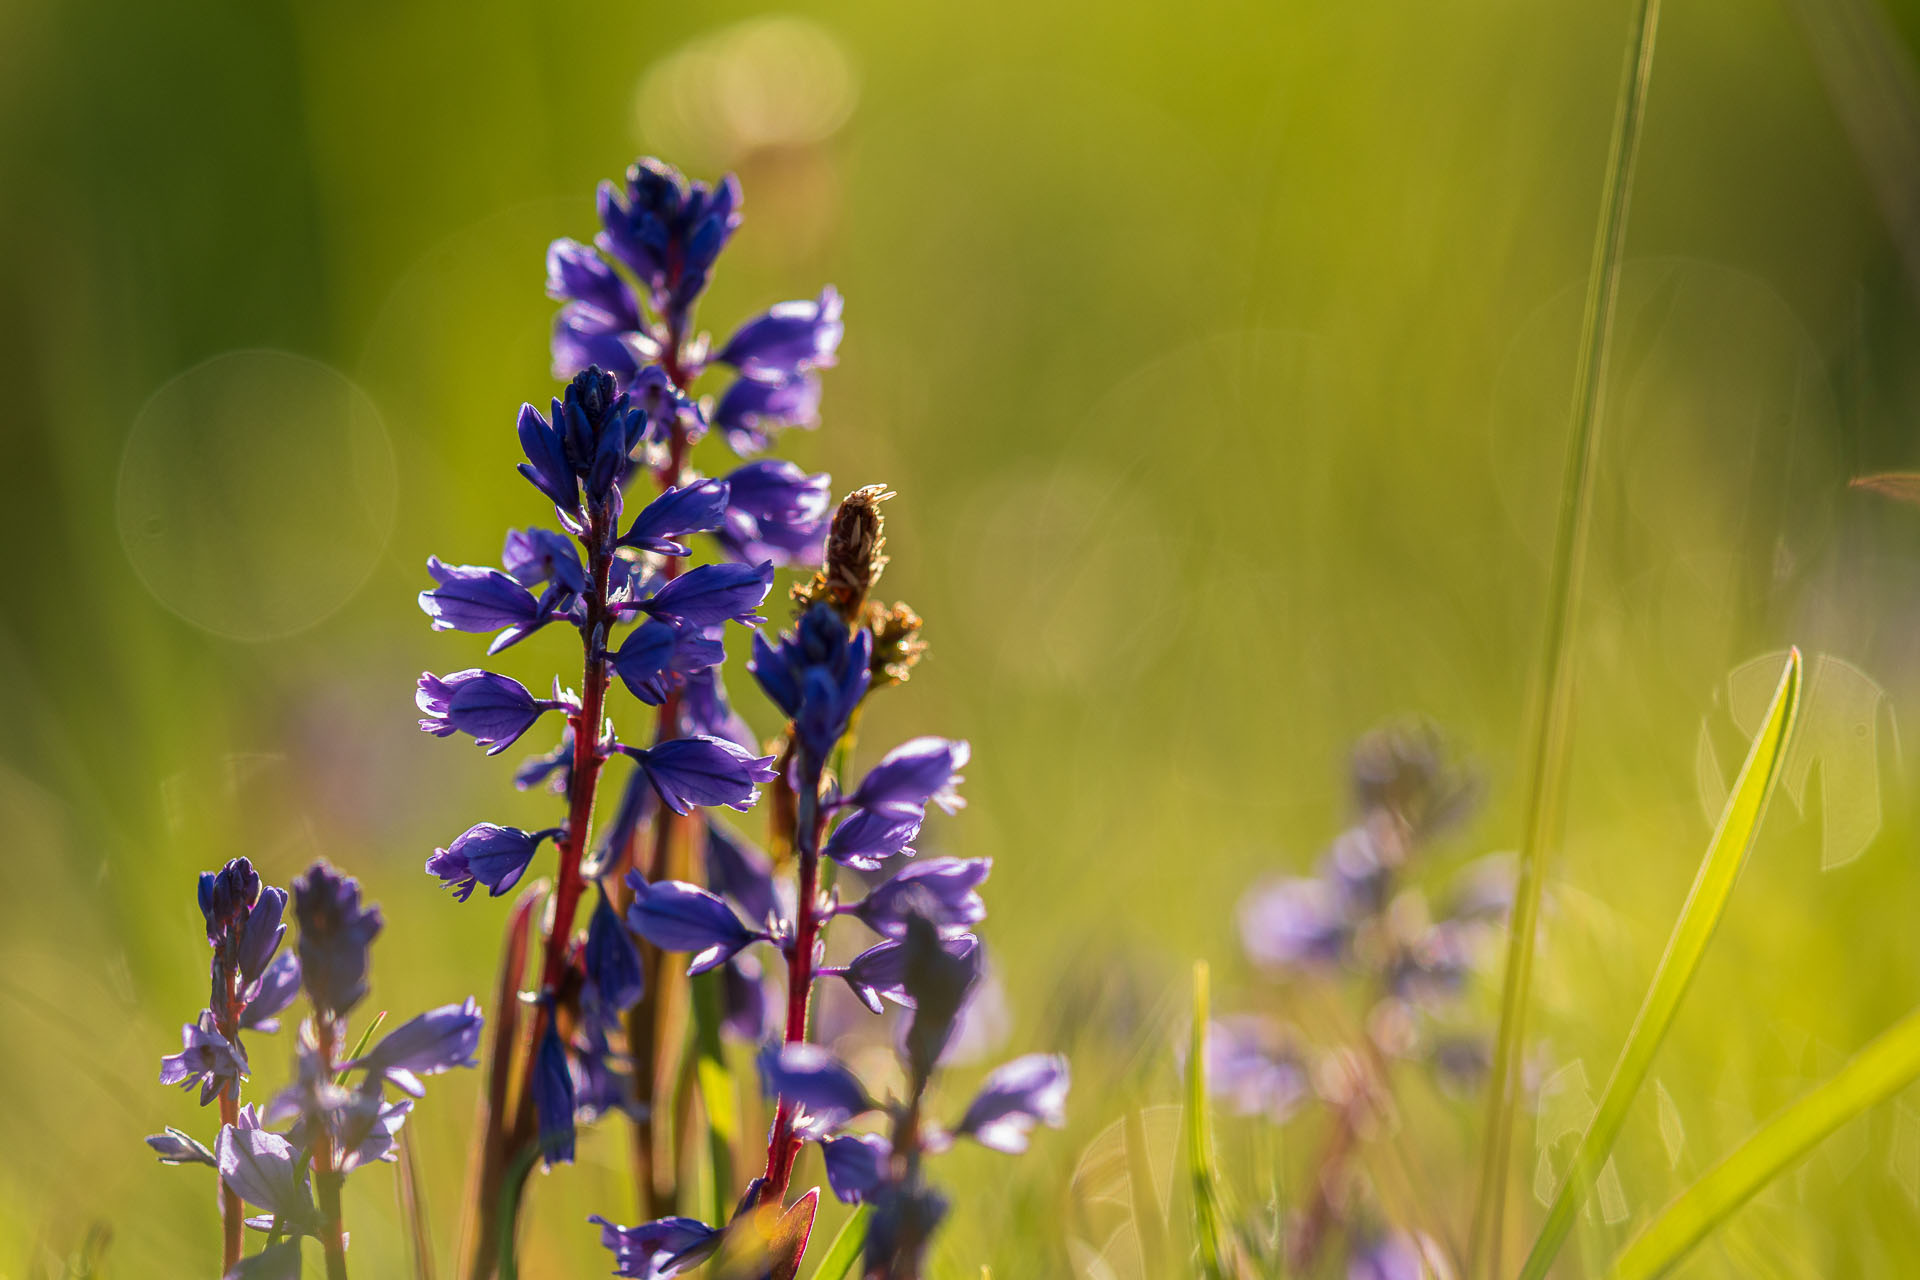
[314,1015,351,1280]
[760,776,827,1202]
[216,963,244,1270]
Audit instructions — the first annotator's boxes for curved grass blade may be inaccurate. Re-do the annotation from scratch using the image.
[1518,648,1802,1280]
[806,1204,870,1280]
[1467,0,1665,1272]
[1610,1004,1920,1280]
[1186,961,1234,1279]
[1851,473,1920,507]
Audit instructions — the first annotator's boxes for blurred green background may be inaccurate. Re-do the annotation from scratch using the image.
[7,0,1920,1274]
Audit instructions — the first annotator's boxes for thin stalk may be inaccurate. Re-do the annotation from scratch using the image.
[1466,1,1663,1274]
[315,1016,351,1280]
[761,773,829,1202]
[215,954,245,1270]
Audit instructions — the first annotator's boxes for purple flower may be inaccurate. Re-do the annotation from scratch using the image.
[677,665,755,750]
[234,887,289,991]
[955,1053,1071,1153]
[216,1124,319,1232]
[532,1021,576,1165]
[349,998,484,1095]
[584,886,645,1022]
[291,860,383,1017]
[199,858,262,941]
[823,807,921,870]
[820,1132,891,1204]
[624,875,765,974]
[841,737,969,818]
[1348,1230,1446,1280]
[596,158,742,322]
[502,527,587,597]
[720,953,770,1041]
[588,1213,724,1280]
[712,460,832,567]
[331,1089,414,1171]
[416,669,563,755]
[834,933,980,1015]
[146,1127,216,1167]
[750,602,872,763]
[715,288,844,380]
[898,914,984,1083]
[159,1011,246,1106]
[418,558,548,653]
[238,952,303,1032]
[633,559,775,628]
[623,735,777,815]
[515,727,574,793]
[757,1042,875,1129]
[516,368,650,517]
[849,857,991,940]
[1205,1016,1306,1122]
[704,820,779,929]
[425,823,557,901]
[621,478,731,556]
[612,620,726,706]
[546,237,642,329]
[712,371,822,457]
[1238,875,1347,971]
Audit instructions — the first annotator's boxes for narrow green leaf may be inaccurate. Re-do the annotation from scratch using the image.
[1518,649,1802,1280]
[1611,1003,1920,1280]
[1468,0,1665,1273]
[806,1204,871,1280]
[343,1009,389,1068]
[1185,961,1232,1279]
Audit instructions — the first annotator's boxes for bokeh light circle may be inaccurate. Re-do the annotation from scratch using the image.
[116,349,398,641]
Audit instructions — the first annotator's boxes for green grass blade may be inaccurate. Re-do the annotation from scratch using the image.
[1186,961,1232,1279]
[1610,1003,1920,1280]
[807,1204,871,1280]
[1468,0,1665,1273]
[1517,648,1802,1280]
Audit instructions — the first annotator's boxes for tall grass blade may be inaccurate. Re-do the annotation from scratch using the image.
[807,1204,871,1280]
[397,1125,439,1280]
[1517,649,1802,1280]
[1468,0,1664,1273]
[1610,1003,1920,1280]
[1185,961,1233,1279]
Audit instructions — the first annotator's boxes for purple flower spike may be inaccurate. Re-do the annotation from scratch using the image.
[704,820,779,929]
[238,951,303,1032]
[426,823,557,902]
[612,620,726,707]
[955,1053,1071,1154]
[716,287,844,380]
[621,478,732,556]
[625,735,777,815]
[835,933,980,1014]
[216,1124,319,1232]
[416,669,561,755]
[820,1132,891,1204]
[596,157,742,322]
[532,1021,576,1166]
[713,371,822,457]
[842,737,969,818]
[584,887,645,1022]
[850,857,992,940]
[159,1011,247,1106]
[350,997,484,1095]
[624,875,764,974]
[291,860,383,1018]
[1238,875,1347,972]
[418,558,548,653]
[638,559,775,628]
[199,858,261,941]
[750,602,873,763]
[823,807,922,870]
[588,1213,724,1280]
[757,1042,875,1129]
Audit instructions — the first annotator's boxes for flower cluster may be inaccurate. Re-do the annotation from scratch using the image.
[149,859,481,1278]
[1208,723,1506,1278]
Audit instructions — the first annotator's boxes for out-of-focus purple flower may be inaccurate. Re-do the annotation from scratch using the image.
[515,728,574,794]
[502,527,587,598]
[720,952,769,1041]
[1430,1037,1491,1094]
[833,934,980,1015]
[588,1212,724,1280]
[1205,1016,1307,1122]
[418,558,549,654]
[677,666,755,750]
[238,952,302,1032]
[595,157,742,324]
[426,823,557,902]
[216,1124,319,1233]
[147,1127,216,1167]
[758,1043,875,1130]
[1326,826,1394,916]
[820,1132,891,1204]
[532,1021,577,1166]
[199,858,262,942]
[849,858,991,940]
[572,1022,636,1124]
[823,808,921,870]
[840,737,969,819]
[1350,721,1479,840]
[866,1182,949,1280]
[235,887,289,991]
[899,913,983,1085]
[1348,1229,1454,1280]
[348,998,484,1095]
[712,460,832,567]
[291,861,383,1018]
[622,735,777,815]
[704,821,779,929]
[160,1011,247,1106]
[625,874,767,974]
[226,1238,305,1280]
[712,371,822,457]
[546,237,643,330]
[331,1090,414,1171]
[1239,875,1348,972]
[584,887,645,1023]
[621,479,731,556]
[630,559,775,629]
[955,1054,1070,1153]
[715,288,843,380]
[1386,920,1475,1004]
[264,1038,351,1131]
[612,620,726,706]
[750,602,872,763]
[417,669,564,755]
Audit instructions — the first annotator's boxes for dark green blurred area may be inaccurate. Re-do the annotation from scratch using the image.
[7,0,1920,1274]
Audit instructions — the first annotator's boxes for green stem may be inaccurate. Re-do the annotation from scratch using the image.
[1466,1,1664,1274]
